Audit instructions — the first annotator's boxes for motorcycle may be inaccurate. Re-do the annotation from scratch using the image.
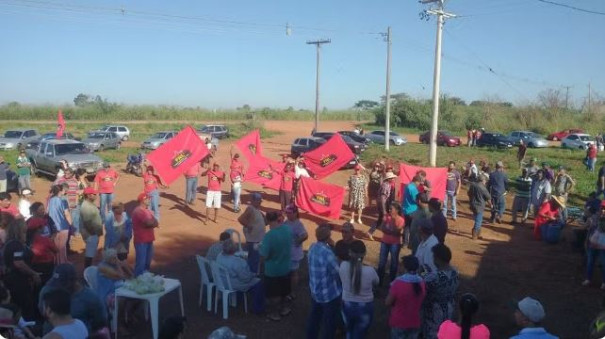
[126,153,143,177]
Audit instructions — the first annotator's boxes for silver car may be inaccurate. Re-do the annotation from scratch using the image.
[0,129,40,150]
[98,125,131,141]
[141,131,176,150]
[26,139,103,177]
[366,130,407,146]
[83,132,121,151]
[508,131,549,148]
[561,133,594,150]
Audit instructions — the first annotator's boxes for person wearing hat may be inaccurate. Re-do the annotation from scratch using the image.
[517,139,528,169]
[202,163,226,223]
[132,192,159,276]
[414,218,439,274]
[142,163,167,222]
[553,166,575,223]
[237,192,266,273]
[512,168,533,225]
[93,162,119,220]
[487,161,509,224]
[468,174,493,240]
[438,293,490,338]
[512,297,557,338]
[386,255,426,338]
[534,196,564,241]
[229,153,245,213]
[531,169,552,218]
[334,222,355,262]
[80,187,103,268]
[376,171,396,230]
[15,149,32,193]
[18,188,33,220]
[347,164,368,224]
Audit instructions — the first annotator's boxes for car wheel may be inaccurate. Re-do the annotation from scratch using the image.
[122,136,129,141]
[528,143,535,148]
[580,145,586,150]
[116,142,121,150]
[552,136,558,141]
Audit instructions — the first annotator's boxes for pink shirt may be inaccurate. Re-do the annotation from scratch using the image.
[143,173,160,193]
[230,159,243,181]
[132,206,155,244]
[438,320,490,339]
[94,169,118,194]
[382,215,404,245]
[388,277,426,329]
[280,170,295,192]
[207,170,224,191]
[185,163,200,177]
[0,204,20,218]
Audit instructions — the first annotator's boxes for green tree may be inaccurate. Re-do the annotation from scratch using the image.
[73,93,91,107]
[353,100,379,110]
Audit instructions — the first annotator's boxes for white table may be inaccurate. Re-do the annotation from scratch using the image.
[114,278,185,339]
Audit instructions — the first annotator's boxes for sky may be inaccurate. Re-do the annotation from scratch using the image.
[0,0,603,109]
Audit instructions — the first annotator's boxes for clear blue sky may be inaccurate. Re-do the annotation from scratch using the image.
[0,0,603,109]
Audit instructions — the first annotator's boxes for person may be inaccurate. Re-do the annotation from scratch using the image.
[334,222,355,262]
[367,162,383,209]
[443,161,461,221]
[47,185,72,264]
[542,162,554,183]
[159,316,186,339]
[206,231,231,262]
[373,172,396,237]
[466,129,473,147]
[184,161,201,205]
[422,244,459,338]
[202,163,225,223]
[517,140,528,169]
[478,160,491,181]
[142,164,166,221]
[96,248,133,313]
[408,192,431,254]
[553,166,575,223]
[54,168,81,236]
[55,160,69,181]
[598,163,605,198]
[80,187,103,268]
[468,175,492,240]
[27,209,57,285]
[75,168,91,190]
[132,192,159,276]
[18,189,33,220]
[472,129,479,146]
[386,256,426,339]
[534,196,564,241]
[103,202,133,261]
[583,216,605,289]
[0,156,9,193]
[26,201,55,238]
[511,297,557,339]
[283,204,308,301]
[587,143,598,172]
[229,153,245,213]
[377,201,404,285]
[415,219,439,274]
[16,150,32,193]
[338,240,378,339]
[93,162,119,220]
[237,192,265,272]
[293,158,311,200]
[526,158,540,179]
[429,198,448,244]
[465,160,478,182]
[259,211,292,321]
[437,293,490,339]
[512,168,533,225]
[488,161,509,224]
[347,164,368,224]
[387,166,398,206]
[0,192,21,218]
[306,224,341,339]
[41,289,88,339]
[277,162,295,211]
[416,170,431,195]
[531,170,552,218]
[402,175,422,246]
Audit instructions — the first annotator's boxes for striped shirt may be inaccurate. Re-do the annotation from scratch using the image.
[515,176,532,198]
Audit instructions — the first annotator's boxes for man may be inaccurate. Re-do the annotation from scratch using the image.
[184,161,201,205]
[206,231,231,261]
[374,172,396,233]
[230,153,245,213]
[16,149,32,192]
[0,192,21,218]
[429,198,448,244]
[598,163,605,198]
[443,161,461,221]
[488,161,509,224]
[142,164,166,221]
[408,192,431,254]
[237,192,266,273]
[512,168,533,225]
[306,224,341,339]
[334,222,355,262]
[259,211,292,321]
[587,143,598,172]
[93,162,119,219]
[517,139,527,169]
[415,219,439,274]
[402,175,422,246]
[553,166,575,223]
[0,156,8,193]
[55,168,81,235]
[531,170,552,218]
[468,174,493,240]
[202,163,225,223]
[526,158,540,179]
[79,187,103,268]
[132,192,159,276]
[42,289,88,339]
[278,162,296,211]
[542,162,554,183]
[511,297,557,339]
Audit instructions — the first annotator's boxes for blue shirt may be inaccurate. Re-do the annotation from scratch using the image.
[48,196,70,231]
[510,327,558,339]
[402,183,419,216]
[488,170,509,197]
[308,242,341,303]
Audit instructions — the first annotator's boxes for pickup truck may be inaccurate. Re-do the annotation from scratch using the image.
[26,139,104,178]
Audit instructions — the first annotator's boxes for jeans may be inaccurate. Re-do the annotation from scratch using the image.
[70,206,81,234]
[586,248,605,281]
[490,194,506,220]
[185,177,198,204]
[377,243,401,284]
[232,184,242,211]
[306,297,341,339]
[246,242,260,274]
[148,190,160,221]
[442,191,457,219]
[134,242,154,276]
[511,196,530,222]
[472,207,484,232]
[587,158,597,171]
[390,328,419,339]
[18,174,31,191]
[100,193,114,220]
[342,301,373,339]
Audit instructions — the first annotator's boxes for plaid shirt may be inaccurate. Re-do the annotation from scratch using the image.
[308,242,341,303]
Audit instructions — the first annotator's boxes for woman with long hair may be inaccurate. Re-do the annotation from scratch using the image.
[375,202,405,284]
[438,293,490,338]
[26,202,57,285]
[47,184,72,264]
[338,240,379,339]
[386,255,426,339]
[104,202,133,261]
[347,164,368,224]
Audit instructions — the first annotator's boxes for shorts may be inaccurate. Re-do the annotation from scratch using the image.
[85,235,99,258]
[206,191,222,208]
[264,274,291,298]
[291,260,300,271]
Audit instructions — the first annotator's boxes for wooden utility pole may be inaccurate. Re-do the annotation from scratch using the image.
[306,39,331,133]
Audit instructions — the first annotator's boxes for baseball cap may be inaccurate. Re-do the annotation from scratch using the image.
[48,264,77,288]
[517,297,546,323]
[83,187,97,195]
[137,192,148,202]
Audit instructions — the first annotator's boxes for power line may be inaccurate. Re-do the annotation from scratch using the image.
[536,0,605,16]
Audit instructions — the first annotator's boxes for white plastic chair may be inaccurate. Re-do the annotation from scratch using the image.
[195,255,215,312]
[210,261,248,320]
[83,266,99,291]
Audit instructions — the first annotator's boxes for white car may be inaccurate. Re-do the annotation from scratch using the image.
[366,130,407,146]
[98,125,131,141]
[561,133,594,150]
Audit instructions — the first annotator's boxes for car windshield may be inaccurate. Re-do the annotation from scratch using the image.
[491,133,503,137]
[579,135,591,141]
[4,131,23,138]
[151,133,168,139]
[55,143,88,155]
[441,131,452,136]
[87,133,105,139]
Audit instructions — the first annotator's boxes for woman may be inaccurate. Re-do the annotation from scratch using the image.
[230,153,244,213]
[26,211,57,286]
[438,293,490,339]
[348,164,368,224]
[422,243,459,338]
[283,204,308,301]
[75,168,91,189]
[96,248,133,313]
[26,202,55,238]
[293,158,311,201]
[367,162,383,209]
[55,159,69,180]
[18,189,33,220]
[338,240,378,339]
[104,202,133,261]
[386,256,426,339]
[376,202,405,285]
[47,185,72,264]
[584,216,605,289]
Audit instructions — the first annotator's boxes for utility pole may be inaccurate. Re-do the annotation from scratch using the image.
[422,0,456,167]
[381,27,393,151]
[564,86,570,110]
[306,39,331,133]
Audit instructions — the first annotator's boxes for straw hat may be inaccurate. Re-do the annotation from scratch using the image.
[384,172,397,180]
[551,195,566,209]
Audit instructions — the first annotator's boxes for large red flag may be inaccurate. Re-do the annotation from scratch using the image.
[235,129,263,161]
[398,163,448,200]
[146,126,210,185]
[296,177,345,219]
[56,110,65,138]
[244,156,284,191]
[302,134,355,179]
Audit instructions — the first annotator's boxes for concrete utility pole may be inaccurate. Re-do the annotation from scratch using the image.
[382,27,393,151]
[422,0,456,167]
[306,39,331,133]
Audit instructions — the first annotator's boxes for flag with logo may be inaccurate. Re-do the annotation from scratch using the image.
[398,163,448,200]
[235,129,263,161]
[146,126,210,185]
[296,177,345,219]
[302,134,355,179]
[57,110,65,138]
[244,156,284,191]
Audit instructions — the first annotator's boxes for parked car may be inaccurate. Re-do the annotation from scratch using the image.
[547,128,584,141]
[311,132,367,154]
[198,125,229,139]
[476,132,514,148]
[27,132,78,149]
[561,133,594,150]
[337,131,372,145]
[0,129,40,150]
[508,131,549,148]
[97,125,131,141]
[418,130,461,147]
[26,140,103,178]
[83,131,121,151]
[290,137,326,158]
[366,130,407,146]
[141,131,176,150]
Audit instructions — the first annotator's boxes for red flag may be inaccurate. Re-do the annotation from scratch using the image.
[295,177,345,219]
[398,163,448,200]
[244,156,284,191]
[57,110,65,138]
[235,129,263,161]
[146,126,210,185]
[302,134,355,179]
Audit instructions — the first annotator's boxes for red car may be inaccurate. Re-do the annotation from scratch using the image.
[419,130,461,147]
[547,128,584,141]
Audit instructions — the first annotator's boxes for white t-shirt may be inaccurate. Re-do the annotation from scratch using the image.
[49,319,88,339]
[18,199,31,220]
[338,261,378,303]
[295,166,310,179]
[416,235,439,274]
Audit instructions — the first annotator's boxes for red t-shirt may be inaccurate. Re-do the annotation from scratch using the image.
[534,201,559,240]
[207,170,224,192]
[0,204,20,218]
[30,234,57,264]
[94,169,119,194]
[230,160,243,181]
[388,278,426,329]
[143,173,160,193]
[132,206,155,244]
[382,215,404,245]
[185,163,200,177]
[280,170,295,192]
[589,146,597,159]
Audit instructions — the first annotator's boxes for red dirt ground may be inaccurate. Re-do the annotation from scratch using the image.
[29,121,599,338]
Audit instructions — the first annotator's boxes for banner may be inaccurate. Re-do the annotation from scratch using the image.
[398,163,448,200]
[244,156,284,191]
[296,177,345,219]
[57,110,65,138]
[146,126,210,185]
[235,129,263,161]
[302,134,355,179]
